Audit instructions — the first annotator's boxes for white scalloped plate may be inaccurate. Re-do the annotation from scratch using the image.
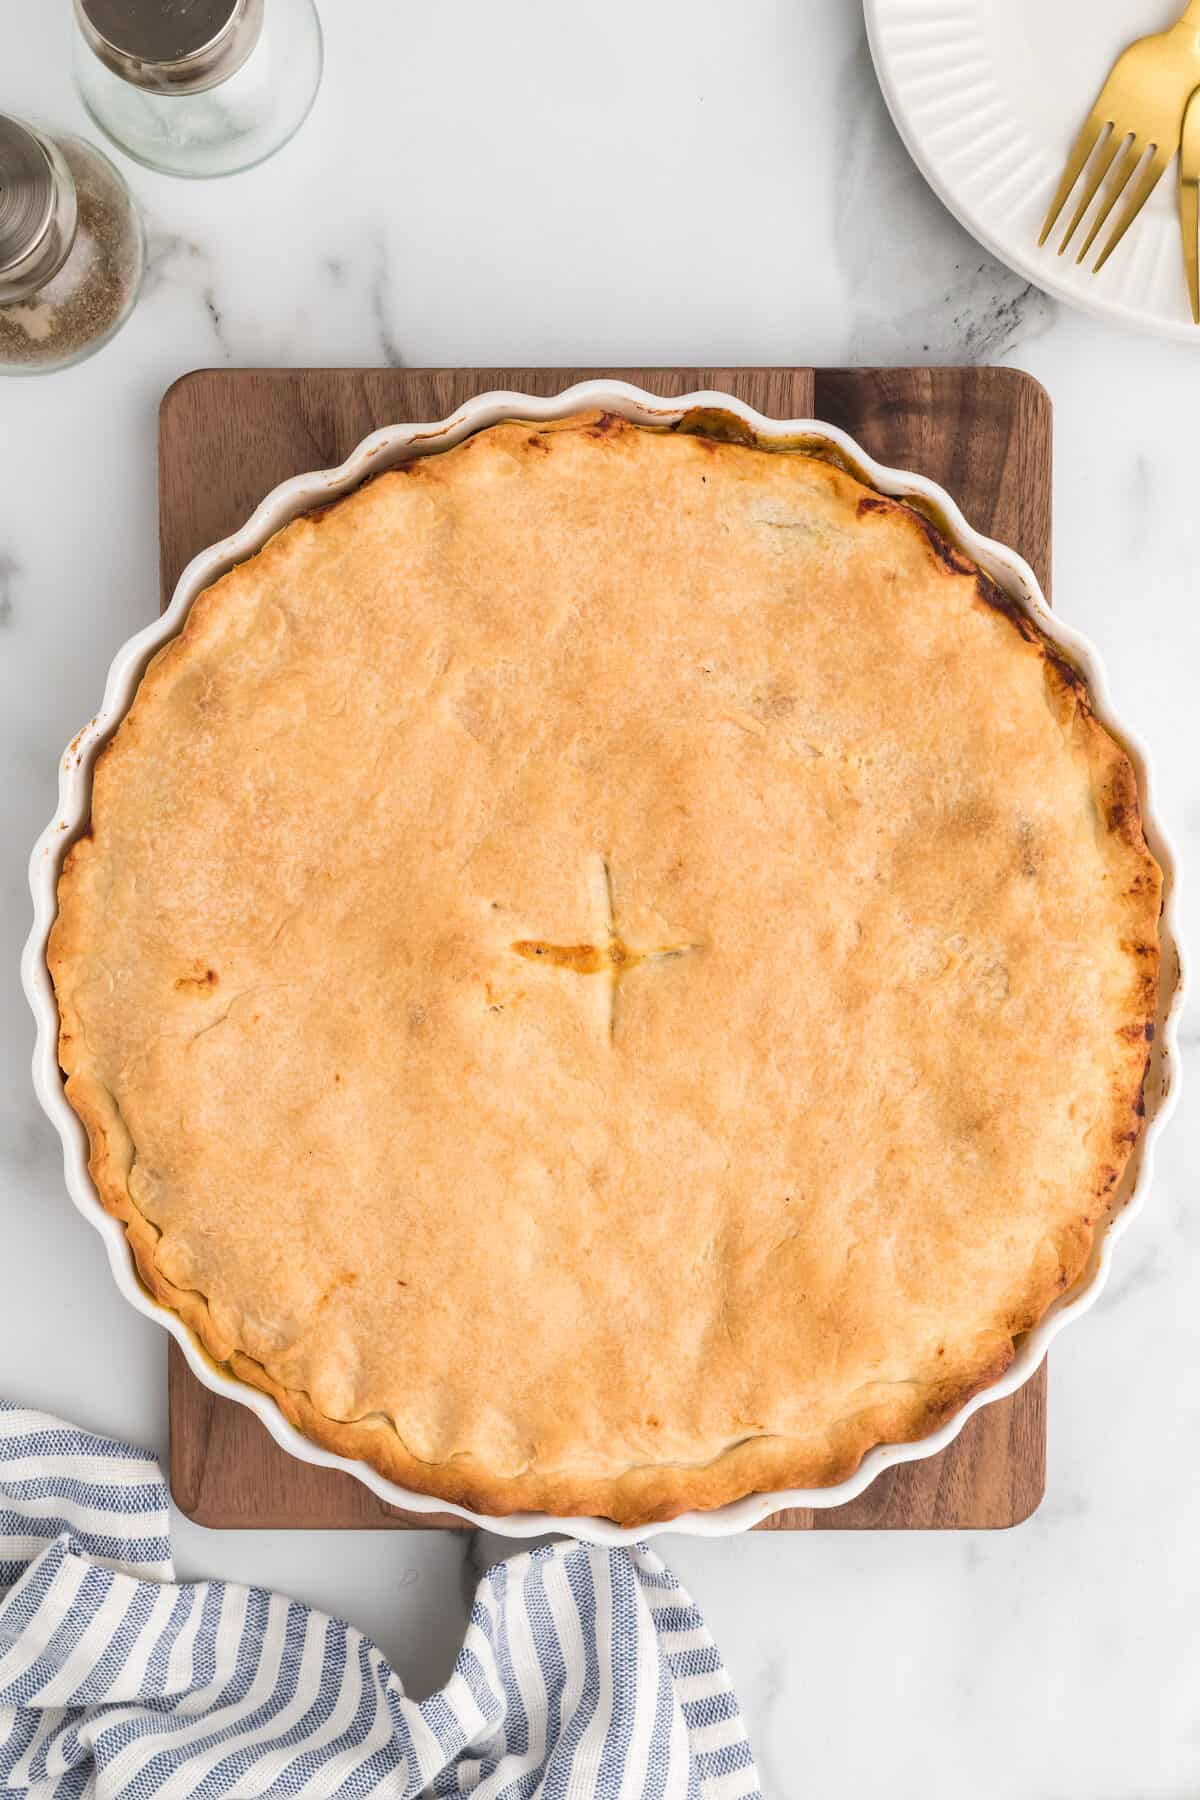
[866,0,1200,340]
[23,380,1183,1544]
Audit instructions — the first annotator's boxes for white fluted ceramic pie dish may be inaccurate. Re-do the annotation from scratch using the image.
[23,380,1183,1544]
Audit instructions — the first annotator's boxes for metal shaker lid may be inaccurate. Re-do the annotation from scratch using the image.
[0,117,78,304]
[73,0,265,94]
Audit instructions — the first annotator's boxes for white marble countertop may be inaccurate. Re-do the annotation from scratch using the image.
[2,4,1198,1794]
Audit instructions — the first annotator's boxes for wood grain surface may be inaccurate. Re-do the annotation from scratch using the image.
[161,366,1051,1532]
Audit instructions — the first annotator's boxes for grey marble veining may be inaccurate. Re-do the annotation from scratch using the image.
[368,231,407,369]
[833,30,1057,364]
[1,3,1198,1795]
[0,550,18,628]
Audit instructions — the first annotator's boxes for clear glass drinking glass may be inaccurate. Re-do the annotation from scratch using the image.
[72,0,323,180]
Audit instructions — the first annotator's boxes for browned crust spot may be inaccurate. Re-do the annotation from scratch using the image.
[856,492,976,577]
[174,967,218,992]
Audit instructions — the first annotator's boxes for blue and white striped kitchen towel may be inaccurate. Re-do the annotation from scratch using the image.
[0,1406,761,1798]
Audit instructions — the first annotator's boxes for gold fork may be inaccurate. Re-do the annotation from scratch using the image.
[1039,0,1200,271]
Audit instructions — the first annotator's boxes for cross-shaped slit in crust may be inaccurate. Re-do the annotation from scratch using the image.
[511,857,703,1041]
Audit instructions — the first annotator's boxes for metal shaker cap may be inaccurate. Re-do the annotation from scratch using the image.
[73,0,265,94]
[0,117,78,304]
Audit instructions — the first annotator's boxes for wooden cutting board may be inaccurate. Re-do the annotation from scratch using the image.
[161,365,1050,1531]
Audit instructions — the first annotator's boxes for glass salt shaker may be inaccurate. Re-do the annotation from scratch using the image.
[72,0,323,180]
[0,114,144,375]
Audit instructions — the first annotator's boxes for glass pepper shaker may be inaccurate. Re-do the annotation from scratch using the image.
[0,114,144,375]
[72,0,323,180]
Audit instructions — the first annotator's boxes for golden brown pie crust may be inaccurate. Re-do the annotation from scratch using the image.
[50,413,1161,1524]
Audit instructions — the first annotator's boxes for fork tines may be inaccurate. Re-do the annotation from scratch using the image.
[1039,112,1171,271]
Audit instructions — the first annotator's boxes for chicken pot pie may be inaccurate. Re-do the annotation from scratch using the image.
[50,413,1161,1524]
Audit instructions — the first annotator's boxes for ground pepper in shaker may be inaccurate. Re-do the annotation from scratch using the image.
[72,0,323,179]
[0,115,144,375]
